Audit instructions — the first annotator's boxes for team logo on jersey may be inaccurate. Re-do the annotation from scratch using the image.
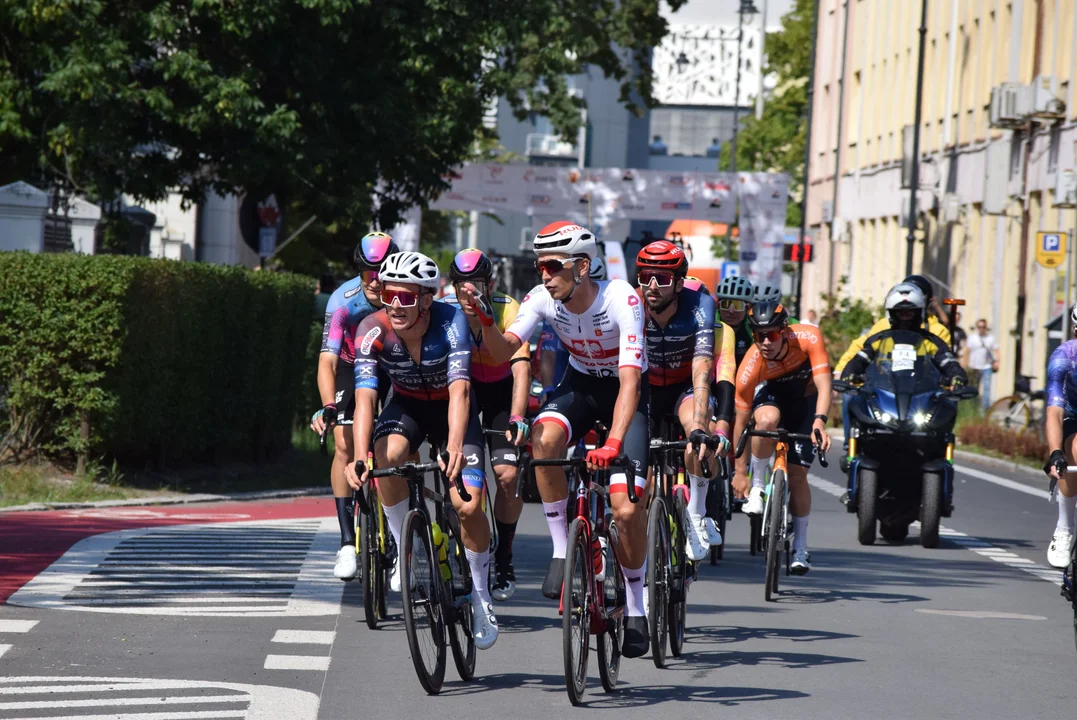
[627,295,639,306]
[343,286,364,299]
[467,453,480,465]
[594,328,602,337]
[360,327,382,355]
[447,324,458,348]
[793,330,818,344]
[450,360,462,370]
[628,335,637,343]
[570,338,604,358]
[359,365,375,377]
[493,296,511,303]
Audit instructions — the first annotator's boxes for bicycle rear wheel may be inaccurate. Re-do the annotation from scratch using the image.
[646,496,670,668]
[764,471,786,602]
[669,491,689,657]
[986,395,1030,431]
[597,534,623,692]
[401,510,446,694]
[563,517,592,706]
[445,519,476,681]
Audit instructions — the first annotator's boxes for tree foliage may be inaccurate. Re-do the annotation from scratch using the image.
[1,0,683,233]
[719,0,813,227]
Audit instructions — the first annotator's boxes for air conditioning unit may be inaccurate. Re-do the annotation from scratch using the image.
[989,83,1033,128]
[820,199,834,223]
[940,193,962,224]
[1054,169,1077,209]
[830,217,850,243]
[1032,75,1066,119]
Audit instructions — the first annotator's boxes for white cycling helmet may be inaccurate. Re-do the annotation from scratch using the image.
[533,221,598,259]
[380,251,441,290]
[589,255,607,280]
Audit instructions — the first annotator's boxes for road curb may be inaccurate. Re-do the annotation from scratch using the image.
[0,486,332,514]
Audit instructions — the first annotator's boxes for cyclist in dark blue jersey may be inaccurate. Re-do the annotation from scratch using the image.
[1045,304,1077,568]
[344,251,498,651]
[309,231,397,581]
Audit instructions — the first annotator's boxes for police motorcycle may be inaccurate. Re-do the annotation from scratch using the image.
[833,330,977,548]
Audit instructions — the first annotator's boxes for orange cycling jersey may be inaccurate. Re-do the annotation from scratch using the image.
[734,324,830,412]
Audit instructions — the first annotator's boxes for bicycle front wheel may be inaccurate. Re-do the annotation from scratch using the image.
[360,501,380,629]
[401,510,446,694]
[669,490,689,656]
[445,518,476,682]
[646,496,670,668]
[563,517,592,706]
[597,534,623,693]
[764,470,786,602]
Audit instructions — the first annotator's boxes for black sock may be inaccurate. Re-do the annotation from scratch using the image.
[495,520,517,566]
[336,497,356,548]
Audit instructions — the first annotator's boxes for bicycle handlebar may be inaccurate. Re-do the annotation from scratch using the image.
[523,453,639,504]
[359,451,471,502]
[649,437,717,478]
[734,424,829,468]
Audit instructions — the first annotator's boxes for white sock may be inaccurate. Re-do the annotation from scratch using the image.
[622,560,647,617]
[543,498,570,559]
[687,473,709,517]
[1057,493,1077,534]
[792,514,809,552]
[466,548,492,606]
[383,499,410,553]
[750,455,770,490]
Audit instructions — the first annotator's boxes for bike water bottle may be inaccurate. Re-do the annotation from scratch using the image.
[430,522,452,582]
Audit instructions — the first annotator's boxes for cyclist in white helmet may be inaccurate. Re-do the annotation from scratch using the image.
[458,221,653,659]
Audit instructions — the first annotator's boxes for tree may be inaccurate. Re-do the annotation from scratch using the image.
[718,0,813,228]
[1,0,684,237]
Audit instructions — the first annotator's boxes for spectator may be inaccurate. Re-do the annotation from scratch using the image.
[951,311,968,361]
[314,272,335,321]
[649,135,668,156]
[804,309,819,327]
[966,318,999,411]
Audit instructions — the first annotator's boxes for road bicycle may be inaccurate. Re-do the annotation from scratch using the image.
[734,421,828,602]
[519,430,637,706]
[986,374,1046,436]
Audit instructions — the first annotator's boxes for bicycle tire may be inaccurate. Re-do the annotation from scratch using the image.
[749,513,761,556]
[361,503,379,629]
[401,510,446,694]
[646,496,670,668]
[563,517,591,706]
[764,470,786,602]
[445,519,476,681]
[986,395,1031,432]
[597,533,623,692]
[669,491,689,657]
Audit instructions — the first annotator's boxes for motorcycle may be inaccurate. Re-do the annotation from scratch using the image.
[834,331,977,548]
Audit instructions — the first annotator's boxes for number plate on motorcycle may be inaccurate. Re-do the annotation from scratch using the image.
[891,344,916,372]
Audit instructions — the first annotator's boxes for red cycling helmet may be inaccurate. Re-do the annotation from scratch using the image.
[636,240,688,277]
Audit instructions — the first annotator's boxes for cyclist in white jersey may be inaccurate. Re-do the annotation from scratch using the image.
[457,221,652,659]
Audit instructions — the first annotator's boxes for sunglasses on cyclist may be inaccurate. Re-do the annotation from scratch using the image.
[754,328,784,343]
[381,288,420,308]
[637,270,676,288]
[534,258,577,275]
[719,299,747,312]
[360,269,380,283]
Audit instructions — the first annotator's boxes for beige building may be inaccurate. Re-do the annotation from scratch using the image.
[803,0,1077,405]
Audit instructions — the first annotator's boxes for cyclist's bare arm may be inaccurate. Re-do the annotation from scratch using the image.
[510,358,530,418]
[352,387,379,464]
[691,354,713,434]
[444,379,472,480]
[732,347,763,483]
[1047,405,1065,456]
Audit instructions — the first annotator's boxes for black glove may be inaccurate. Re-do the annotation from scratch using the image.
[950,376,966,388]
[1046,449,1067,479]
[688,428,713,453]
[321,403,338,426]
[842,372,866,385]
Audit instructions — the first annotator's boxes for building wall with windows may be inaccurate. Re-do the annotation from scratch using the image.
[804,0,1077,405]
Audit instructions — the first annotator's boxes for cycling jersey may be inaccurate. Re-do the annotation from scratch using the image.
[1047,340,1077,416]
[442,291,530,384]
[713,321,736,386]
[353,302,472,401]
[641,288,715,387]
[321,276,379,364]
[721,315,754,367]
[835,315,952,373]
[506,280,646,378]
[735,324,831,412]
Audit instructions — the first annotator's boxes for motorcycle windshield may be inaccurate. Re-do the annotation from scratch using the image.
[863,330,943,397]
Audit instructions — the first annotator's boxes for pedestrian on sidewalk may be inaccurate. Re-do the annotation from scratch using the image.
[966,318,998,412]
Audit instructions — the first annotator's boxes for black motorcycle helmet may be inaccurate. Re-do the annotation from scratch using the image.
[746,299,790,332]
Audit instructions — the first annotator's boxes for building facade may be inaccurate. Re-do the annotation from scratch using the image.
[804,0,1077,406]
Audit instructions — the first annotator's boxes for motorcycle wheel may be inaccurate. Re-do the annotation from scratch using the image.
[879,522,909,543]
[920,471,944,548]
[856,467,878,546]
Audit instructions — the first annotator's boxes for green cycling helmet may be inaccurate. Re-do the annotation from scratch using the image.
[715,275,754,300]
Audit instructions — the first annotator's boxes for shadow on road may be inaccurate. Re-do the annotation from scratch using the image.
[687,624,858,645]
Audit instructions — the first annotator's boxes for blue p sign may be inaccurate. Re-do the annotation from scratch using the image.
[1044,233,1061,251]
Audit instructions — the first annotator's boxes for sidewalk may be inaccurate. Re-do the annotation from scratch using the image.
[0,485,330,514]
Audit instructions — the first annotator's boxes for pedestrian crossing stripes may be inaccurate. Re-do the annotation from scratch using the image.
[6,518,344,617]
[808,474,1063,587]
[0,676,318,720]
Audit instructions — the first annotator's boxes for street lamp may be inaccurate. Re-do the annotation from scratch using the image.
[905,0,929,275]
[730,0,759,174]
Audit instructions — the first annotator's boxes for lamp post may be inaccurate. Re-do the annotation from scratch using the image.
[730,0,759,174]
[904,0,929,275]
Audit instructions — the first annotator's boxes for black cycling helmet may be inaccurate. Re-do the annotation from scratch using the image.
[752,283,782,303]
[449,248,494,283]
[354,232,399,269]
[903,274,934,303]
[746,299,790,331]
[715,275,754,300]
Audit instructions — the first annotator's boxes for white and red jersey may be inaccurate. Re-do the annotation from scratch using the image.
[505,280,647,378]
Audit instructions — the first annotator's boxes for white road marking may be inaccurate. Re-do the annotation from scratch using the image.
[954,465,1050,500]
[0,676,318,720]
[7,518,344,617]
[263,655,331,671]
[914,609,1047,620]
[809,474,1063,587]
[0,620,38,633]
[271,630,336,645]
[0,644,10,659]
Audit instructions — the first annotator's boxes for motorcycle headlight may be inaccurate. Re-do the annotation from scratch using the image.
[869,402,893,425]
[912,411,932,426]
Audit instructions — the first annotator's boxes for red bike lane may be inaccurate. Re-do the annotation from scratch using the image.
[0,497,334,603]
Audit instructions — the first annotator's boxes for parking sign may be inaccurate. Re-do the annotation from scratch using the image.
[1036,232,1067,269]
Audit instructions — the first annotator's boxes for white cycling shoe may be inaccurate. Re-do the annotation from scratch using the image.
[684,514,721,561]
[790,549,811,575]
[743,487,765,516]
[334,546,358,581]
[1048,530,1073,569]
[472,601,499,650]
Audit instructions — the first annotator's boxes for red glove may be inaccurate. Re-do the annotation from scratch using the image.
[585,438,622,469]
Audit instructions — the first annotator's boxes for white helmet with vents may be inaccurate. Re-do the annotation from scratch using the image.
[533,221,598,259]
[380,252,441,289]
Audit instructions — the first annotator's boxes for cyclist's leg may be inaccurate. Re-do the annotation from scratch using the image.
[676,388,721,550]
[783,398,817,571]
[480,379,523,575]
[1049,419,1077,566]
[331,361,358,547]
[371,397,425,578]
[743,393,780,514]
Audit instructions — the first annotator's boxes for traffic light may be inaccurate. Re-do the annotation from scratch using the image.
[783,243,814,263]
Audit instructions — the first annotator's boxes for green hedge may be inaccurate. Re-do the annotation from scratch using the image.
[0,252,312,468]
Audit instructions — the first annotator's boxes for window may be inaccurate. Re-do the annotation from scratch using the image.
[1048,124,1062,173]
[1009,130,1024,180]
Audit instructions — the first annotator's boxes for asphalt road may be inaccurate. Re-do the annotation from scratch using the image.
[0,454,1073,719]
